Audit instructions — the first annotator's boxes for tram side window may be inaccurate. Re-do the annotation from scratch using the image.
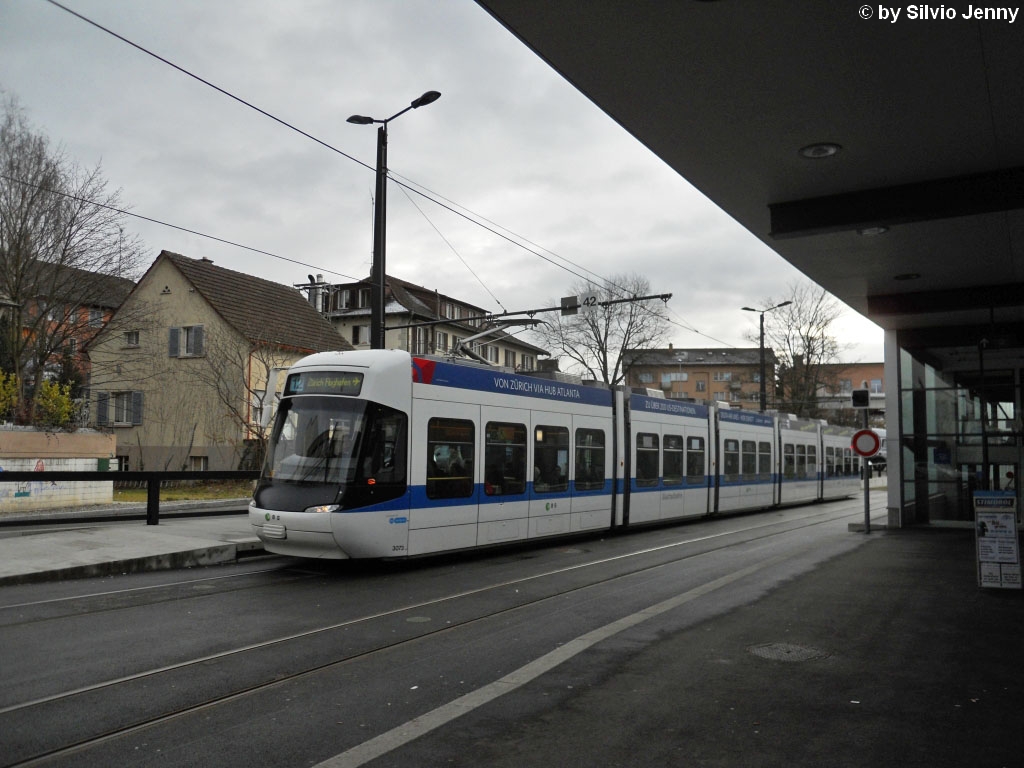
[843,449,853,476]
[826,447,835,478]
[686,436,706,485]
[534,425,569,493]
[484,422,526,496]
[758,441,772,480]
[852,454,861,477]
[796,445,807,479]
[807,445,818,479]
[723,439,740,481]
[575,428,606,492]
[663,434,684,486]
[741,440,757,481]
[783,443,796,479]
[636,432,660,487]
[427,418,475,499]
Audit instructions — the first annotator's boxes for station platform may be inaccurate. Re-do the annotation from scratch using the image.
[0,505,260,586]
[435,527,1023,768]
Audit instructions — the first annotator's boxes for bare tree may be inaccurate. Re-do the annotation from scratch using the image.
[0,96,145,419]
[749,280,849,418]
[191,325,296,470]
[530,273,671,386]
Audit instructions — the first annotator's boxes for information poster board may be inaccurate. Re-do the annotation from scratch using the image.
[973,491,1021,589]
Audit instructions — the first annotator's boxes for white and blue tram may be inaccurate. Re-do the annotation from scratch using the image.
[249,350,862,559]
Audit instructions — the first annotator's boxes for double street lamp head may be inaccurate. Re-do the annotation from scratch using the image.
[742,300,792,314]
[411,90,441,109]
[347,90,442,126]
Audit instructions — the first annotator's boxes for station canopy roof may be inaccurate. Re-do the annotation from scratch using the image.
[476,1,1024,370]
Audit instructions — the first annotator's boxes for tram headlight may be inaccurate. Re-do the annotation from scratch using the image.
[305,504,340,514]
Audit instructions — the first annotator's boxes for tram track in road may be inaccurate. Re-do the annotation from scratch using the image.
[1,499,880,768]
[0,563,301,617]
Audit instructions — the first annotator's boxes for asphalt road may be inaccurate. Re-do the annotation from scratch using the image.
[6,492,1013,768]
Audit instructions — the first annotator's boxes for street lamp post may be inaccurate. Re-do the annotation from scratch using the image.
[741,301,791,412]
[348,90,441,350]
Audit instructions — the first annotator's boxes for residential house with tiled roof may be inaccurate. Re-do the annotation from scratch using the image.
[622,346,778,410]
[87,251,349,471]
[304,273,548,370]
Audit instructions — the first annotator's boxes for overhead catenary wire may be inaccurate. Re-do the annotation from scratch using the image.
[39,0,739,349]
[397,184,507,313]
[0,173,361,282]
[2,168,733,347]
[40,0,598,287]
[391,170,615,289]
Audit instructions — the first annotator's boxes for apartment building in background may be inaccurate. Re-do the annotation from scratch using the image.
[622,346,775,410]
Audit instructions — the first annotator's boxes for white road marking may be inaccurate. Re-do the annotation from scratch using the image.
[314,555,788,768]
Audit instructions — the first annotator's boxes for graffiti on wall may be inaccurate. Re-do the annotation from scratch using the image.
[0,459,55,500]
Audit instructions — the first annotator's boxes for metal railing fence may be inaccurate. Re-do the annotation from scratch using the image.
[0,470,260,525]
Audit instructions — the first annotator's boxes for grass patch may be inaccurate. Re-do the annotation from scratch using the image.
[114,480,256,503]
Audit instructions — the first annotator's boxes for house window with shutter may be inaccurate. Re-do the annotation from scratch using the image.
[184,326,204,356]
[97,391,144,426]
[168,326,204,357]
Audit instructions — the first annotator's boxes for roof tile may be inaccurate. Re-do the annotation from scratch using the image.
[162,251,350,353]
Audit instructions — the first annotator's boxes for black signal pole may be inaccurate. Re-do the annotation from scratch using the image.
[742,301,791,411]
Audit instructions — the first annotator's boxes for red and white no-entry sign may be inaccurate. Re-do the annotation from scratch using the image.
[851,429,881,458]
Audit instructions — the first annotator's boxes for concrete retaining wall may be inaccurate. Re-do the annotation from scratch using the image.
[0,429,117,514]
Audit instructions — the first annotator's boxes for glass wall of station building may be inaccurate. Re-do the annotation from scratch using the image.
[893,327,1023,527]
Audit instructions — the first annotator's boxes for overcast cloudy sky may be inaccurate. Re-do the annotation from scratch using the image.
[1,0,883,360]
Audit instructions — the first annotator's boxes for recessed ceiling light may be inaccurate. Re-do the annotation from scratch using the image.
[798,142,842,159]
[893,273,921,281]
[857,226,888,236]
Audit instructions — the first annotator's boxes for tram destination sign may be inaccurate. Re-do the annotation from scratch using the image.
[286,371,364,396]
